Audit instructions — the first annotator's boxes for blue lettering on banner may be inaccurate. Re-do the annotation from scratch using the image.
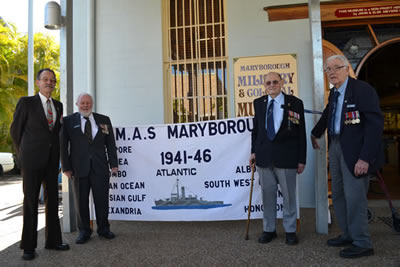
[119,182,145,189]
[115,128,126,140]
[109,207,142,215]
[167,118,252,139]
[117,146,132,153]
[127,194,146,202]
[204,179,231,188]
[233,178,250,187]
[156,168,197,176]
[243,204,283,213]
[109,194,125,202]
[244,204,263,213]
[118,158,129,165]
[235,165,251,173]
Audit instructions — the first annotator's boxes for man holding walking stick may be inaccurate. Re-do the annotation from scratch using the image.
[250,72,306,245]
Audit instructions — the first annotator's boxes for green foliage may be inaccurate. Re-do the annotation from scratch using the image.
[0,18,60,152]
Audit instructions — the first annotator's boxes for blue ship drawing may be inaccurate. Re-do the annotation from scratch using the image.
[152,179,232,210]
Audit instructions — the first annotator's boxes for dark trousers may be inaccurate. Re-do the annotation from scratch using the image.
[20,165,62,250]
[72,167,110,236]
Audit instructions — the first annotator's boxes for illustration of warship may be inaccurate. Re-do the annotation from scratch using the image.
[152,179,232,210]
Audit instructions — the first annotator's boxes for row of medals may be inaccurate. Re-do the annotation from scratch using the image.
[345,111,360,125]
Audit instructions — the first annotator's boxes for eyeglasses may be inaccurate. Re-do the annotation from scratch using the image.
[324,65,346,73]
[265,80,280,86]
[40,78,57,83]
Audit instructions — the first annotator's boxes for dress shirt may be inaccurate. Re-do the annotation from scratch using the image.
[80,113,98,139]
[38,92,56,123]
[267,92,284,134]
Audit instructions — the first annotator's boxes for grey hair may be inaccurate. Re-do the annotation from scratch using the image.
[76,93,93,104]
[325,55,350,68]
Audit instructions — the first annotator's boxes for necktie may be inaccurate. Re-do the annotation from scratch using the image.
[84,117,92,142]
[46,99,54,131]
[329,90,340,135]
[266,99,275,141]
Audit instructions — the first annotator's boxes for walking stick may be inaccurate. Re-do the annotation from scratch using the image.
[245,163,256,240]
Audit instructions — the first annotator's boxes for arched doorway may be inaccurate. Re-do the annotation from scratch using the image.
[357,38,400,199]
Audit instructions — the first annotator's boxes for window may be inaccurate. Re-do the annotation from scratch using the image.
[164,0,228,123]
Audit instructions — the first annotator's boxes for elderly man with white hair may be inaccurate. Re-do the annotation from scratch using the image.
[311,55,384,258]
[61,93,118,244]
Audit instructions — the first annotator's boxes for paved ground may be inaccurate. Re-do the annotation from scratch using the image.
[0,174,399,266]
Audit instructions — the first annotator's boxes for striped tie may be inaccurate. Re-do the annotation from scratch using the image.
[46,99,54,130]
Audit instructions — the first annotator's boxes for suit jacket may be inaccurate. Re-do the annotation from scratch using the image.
[60,112,118,177]
[10,94,63,170]
[311,77,384,174]
[251,93,306,168]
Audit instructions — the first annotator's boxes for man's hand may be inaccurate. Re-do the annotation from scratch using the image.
[297,163,305,174]
[111,167,118,176]
[63,171,72,179]
[249,153,256,168]
[354,159,369,177]
[311,135,320,150]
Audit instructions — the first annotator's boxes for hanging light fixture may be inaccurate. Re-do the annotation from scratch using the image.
[44,1,62,30]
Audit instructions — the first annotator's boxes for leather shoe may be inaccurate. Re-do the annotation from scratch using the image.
[340,245,374,258]
[45,243,70,250]
[22,250,35,260]
[327,236,353,247]
[258,231,277,244]
[76,234,91,244]
[99,231,115,239]
[285,232,298,245]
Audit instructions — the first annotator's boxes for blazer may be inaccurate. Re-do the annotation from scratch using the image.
[60,112,118,178]
[311,77,384,174]
[251,93,306,168]
[10,94,63,170]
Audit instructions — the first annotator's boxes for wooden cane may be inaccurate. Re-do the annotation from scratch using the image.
[245,163,256,240]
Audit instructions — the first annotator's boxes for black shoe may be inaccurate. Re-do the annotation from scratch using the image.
[285,232,298,245]
[258,231,277,244]
[45,243,70,250]
[99,231,115,239]
[22,250,35,260]
[76,234,91,244]
[339,245,374,258]
[327,236,353,247]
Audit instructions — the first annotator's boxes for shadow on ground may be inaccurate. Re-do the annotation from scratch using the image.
[0,208,399,266]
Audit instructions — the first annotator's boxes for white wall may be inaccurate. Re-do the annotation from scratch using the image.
[74,0,164,126]
[226,0,323,208]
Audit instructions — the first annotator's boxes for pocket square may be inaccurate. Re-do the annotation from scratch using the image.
[73,125,80,128]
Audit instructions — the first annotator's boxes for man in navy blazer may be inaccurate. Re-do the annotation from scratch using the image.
[61,93,118,244]
[311,55,384,258]
[250,72,306,245]
[10,68,69,260]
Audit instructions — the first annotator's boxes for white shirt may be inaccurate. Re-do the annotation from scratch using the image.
[267,92,284,133]
[39,92,56,123]
[80,113,98,138]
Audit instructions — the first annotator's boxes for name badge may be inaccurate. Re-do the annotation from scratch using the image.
[73,125,80,128]
[346,104,356,108]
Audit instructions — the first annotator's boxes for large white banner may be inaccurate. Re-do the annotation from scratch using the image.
[109,117,297,221]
